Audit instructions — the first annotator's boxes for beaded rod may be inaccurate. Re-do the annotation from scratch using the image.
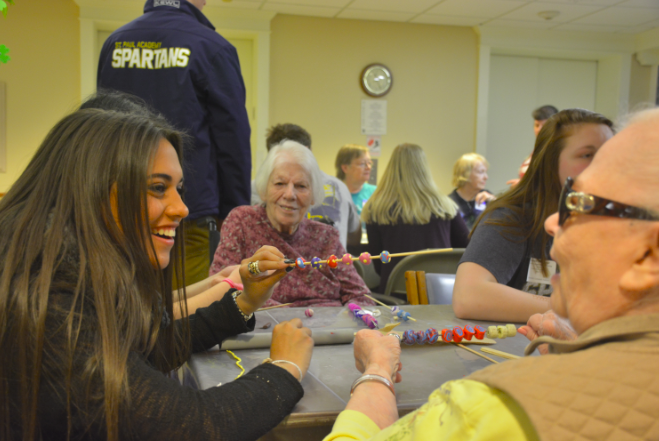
[294,248,454,266]
[364,294,417,322]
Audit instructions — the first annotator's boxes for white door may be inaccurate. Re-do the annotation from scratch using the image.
[485,55,597,193]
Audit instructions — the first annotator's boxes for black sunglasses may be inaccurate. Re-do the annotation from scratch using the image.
[558,177,659,226]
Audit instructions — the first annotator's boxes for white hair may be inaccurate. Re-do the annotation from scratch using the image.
[254,140,325,209]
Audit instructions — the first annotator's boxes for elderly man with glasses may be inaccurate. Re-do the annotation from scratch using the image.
[322,109,659,441]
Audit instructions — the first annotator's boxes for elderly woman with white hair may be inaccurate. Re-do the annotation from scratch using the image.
[210,140,373,307]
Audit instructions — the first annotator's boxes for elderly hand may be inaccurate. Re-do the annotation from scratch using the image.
[475,191,496,205]
[270,318,313,381]
[518,310,577,355]
[236,246,291,314]
[354,330,403,383]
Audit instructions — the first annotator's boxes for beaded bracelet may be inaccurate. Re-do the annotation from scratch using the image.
[231,290,253,321]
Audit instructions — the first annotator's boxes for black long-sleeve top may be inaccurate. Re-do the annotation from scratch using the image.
[37,292,304,440]
[366,214,470,293]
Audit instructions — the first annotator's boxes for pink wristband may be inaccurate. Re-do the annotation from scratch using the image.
[222,278,244,291]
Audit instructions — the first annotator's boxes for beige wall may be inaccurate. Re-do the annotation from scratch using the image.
[269,15,479,194]
[628,56,656,111]
[0,0,80,193]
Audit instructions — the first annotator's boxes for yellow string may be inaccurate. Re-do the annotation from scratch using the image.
[226,350,245,379]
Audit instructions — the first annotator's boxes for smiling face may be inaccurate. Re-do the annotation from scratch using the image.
[146,139,188,269]
[557,123,614,186]
[467,161,488,192]
[545,116,659,334]
[265,160,313,235]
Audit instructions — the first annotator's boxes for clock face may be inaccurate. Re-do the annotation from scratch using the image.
[361,64,392,97]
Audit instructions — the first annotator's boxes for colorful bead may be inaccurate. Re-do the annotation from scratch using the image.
[359,252,372,265]
[497,325,508,339]
[402,330,416,345]
[452,326,464,343]
[486,326,498,339]
[463,324,475,340]
[441,328,453,343]
[396,310,411,321]
[348,303,378,329]
[391,306,400,314]
[380,251,391,263]
[342,253,353,265]
[474,325,486,340]
[295,257,306,269]
[311,257,322,269]
[426,328,439,344]
[305,308,314,317]
[416,331,428,344]
[327,255,338,268]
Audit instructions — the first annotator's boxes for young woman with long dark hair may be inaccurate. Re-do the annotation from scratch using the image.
[452,109,614,322]
[0,108,312,440]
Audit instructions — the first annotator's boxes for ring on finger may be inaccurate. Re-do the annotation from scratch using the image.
[388,333,401,342]
[248,261,261,276]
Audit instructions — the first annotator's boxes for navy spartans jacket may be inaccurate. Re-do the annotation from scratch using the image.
[98,0,251,220]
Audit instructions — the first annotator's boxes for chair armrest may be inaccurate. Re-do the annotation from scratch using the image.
[368,293,408,306]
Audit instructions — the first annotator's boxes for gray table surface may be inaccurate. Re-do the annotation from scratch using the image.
[189,305,536,428]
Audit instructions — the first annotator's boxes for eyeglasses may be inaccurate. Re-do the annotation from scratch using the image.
[558,177,659,226]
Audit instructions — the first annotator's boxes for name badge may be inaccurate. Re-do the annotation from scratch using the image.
[527,258,556,285]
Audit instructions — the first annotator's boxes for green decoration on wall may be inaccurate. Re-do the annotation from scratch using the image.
[0,0,14,17]
[1,0,14,65]
[0,45,9,64]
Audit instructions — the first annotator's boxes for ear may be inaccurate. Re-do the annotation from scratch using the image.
[620,225,659,292]
[341,164,349,174]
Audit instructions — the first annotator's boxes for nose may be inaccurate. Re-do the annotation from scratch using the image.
[283,182,295,199]
[545,212,559,237]
[167,190,189,220]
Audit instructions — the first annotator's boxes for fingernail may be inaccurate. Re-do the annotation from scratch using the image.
[286,266,294,273]
[284,259,295,264]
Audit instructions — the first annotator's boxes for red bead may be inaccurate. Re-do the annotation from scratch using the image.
[463,324,474,340]
[452,326,464,343]
[474,325,486,340]
[441,328,453,343]
[327,255,338,268]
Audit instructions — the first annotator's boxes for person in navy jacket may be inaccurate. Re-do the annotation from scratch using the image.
[98,0,251,284]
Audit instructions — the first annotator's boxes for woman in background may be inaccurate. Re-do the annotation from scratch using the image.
[452,109,614,323]
[362,143,469,294]
[335,144,376,215]
[449,153,496,230]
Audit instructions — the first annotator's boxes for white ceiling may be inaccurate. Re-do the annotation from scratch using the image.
[203,0,659,34]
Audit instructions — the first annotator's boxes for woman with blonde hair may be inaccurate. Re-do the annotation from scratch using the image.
[449,153,496,230]
[362,143,469,293]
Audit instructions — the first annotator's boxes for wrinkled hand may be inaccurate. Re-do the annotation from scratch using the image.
[518,310,577,355]
[270,318,314,380]
[354,330,402,383]
[237,246,291,312]
[475,191,496,205]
